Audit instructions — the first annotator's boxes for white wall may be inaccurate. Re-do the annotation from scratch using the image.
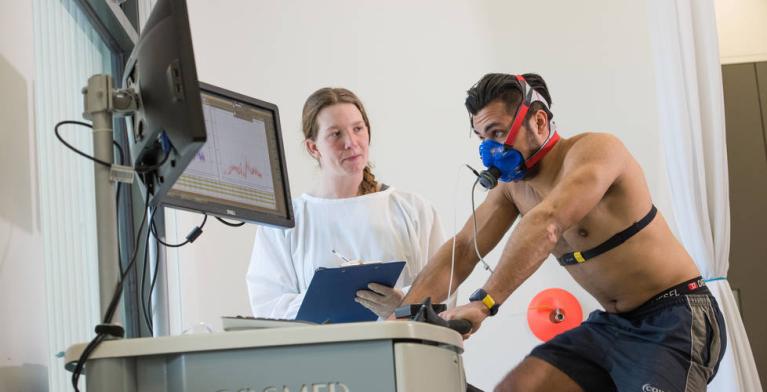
[0,1,49,391]
[168,1,674,390]
[715,0,767,64]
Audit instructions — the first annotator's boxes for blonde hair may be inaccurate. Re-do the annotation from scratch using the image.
[302,87,378,195]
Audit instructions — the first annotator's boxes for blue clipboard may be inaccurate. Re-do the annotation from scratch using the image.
[295,261,406,323]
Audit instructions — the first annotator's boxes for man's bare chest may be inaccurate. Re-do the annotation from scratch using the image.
[507,184,618,257]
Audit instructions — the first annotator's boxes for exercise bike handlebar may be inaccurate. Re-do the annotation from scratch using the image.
[446,319,473,335]
[398,297,474,335]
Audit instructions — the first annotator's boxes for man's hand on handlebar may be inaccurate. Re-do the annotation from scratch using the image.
[394,298,473,335]
[440,301,490,340]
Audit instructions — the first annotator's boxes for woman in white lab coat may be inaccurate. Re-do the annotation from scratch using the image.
[246,87,446,320]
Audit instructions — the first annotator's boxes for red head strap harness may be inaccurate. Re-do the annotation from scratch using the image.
[503,75,560,169]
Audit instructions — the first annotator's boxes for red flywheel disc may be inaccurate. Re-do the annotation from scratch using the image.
[527,288,583,342]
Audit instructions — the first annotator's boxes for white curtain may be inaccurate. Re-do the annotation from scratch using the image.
[647,0,762,390]
[33,0,114,390]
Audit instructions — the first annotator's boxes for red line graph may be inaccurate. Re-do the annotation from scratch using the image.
[224,159,263,179]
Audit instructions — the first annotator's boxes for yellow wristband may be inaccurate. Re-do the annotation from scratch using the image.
[470,288,500,315]
[481,294,496,311]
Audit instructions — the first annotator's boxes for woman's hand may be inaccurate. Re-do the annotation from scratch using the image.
[355,283,404,319]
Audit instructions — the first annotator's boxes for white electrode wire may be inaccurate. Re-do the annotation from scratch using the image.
[471,178,495,273]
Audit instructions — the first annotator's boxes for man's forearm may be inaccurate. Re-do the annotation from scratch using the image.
[484,207,560,304]
[402,237,476,304]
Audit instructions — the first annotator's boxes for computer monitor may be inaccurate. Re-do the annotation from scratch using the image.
[162,82,294,228]
[122,0,206,208]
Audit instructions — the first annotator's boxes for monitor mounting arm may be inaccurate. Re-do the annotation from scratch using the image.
[82,74,138,327]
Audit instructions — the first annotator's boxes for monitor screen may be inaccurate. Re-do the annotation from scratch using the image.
[162,82,294,228]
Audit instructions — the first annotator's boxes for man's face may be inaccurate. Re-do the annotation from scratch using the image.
[472,100,537,155]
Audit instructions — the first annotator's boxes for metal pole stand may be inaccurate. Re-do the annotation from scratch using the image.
[81,74,137,331]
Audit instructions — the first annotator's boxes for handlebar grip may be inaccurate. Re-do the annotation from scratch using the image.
[447,319,473,335]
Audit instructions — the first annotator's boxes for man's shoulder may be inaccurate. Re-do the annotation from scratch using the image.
[569,131,623,147]
[564,132,628,163]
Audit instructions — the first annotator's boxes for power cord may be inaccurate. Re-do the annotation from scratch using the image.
[141,211,208,334]
[57,120,183,388]
[141,213,246,333]
[55,119,169,175]
[140,212,154,334]
[56,120,131,277]
[54,121,111,167]
[113,142,126,275]
[146,234,162,334]
[215,216,246,227]
[56,120,238,384]
[71,190,150,392]
[150,213,207,248]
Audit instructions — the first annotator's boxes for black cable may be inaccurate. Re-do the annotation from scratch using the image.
[56,121,129,274]
[54,121,111,167]
[141,210,208,334]
[140,212,154,335]
[147,234,162,333]
[465,163,481,177]
[215,216,246,227]
[113,141,126,275]
[59,121,136,390]
[111,190,151,318]
[113,141,124,166]
[150,219,187,248]
[56,119,124,169]
[72,191,151,391]
[56,124,128,236]
[104,189,149,324]
[150,213,208,248]
[56,119,169,177]
[55,120,125,170]
[70,333,105,391]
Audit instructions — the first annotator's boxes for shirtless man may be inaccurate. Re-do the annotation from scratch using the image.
[402,73,726,391]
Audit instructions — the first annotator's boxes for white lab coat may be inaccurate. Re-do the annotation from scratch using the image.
[246,187,446,319]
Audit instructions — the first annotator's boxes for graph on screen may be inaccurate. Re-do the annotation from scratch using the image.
[173,101,277,210]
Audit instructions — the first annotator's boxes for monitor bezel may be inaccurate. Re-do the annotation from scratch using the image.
[160,82,295,229]
[122,0,206,209]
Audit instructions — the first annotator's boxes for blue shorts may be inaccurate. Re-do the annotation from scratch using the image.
[530,278,726,391]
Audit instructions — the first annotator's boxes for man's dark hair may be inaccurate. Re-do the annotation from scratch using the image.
[465,73,554,128]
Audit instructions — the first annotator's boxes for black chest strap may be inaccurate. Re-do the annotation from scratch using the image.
[558,204,657,266]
